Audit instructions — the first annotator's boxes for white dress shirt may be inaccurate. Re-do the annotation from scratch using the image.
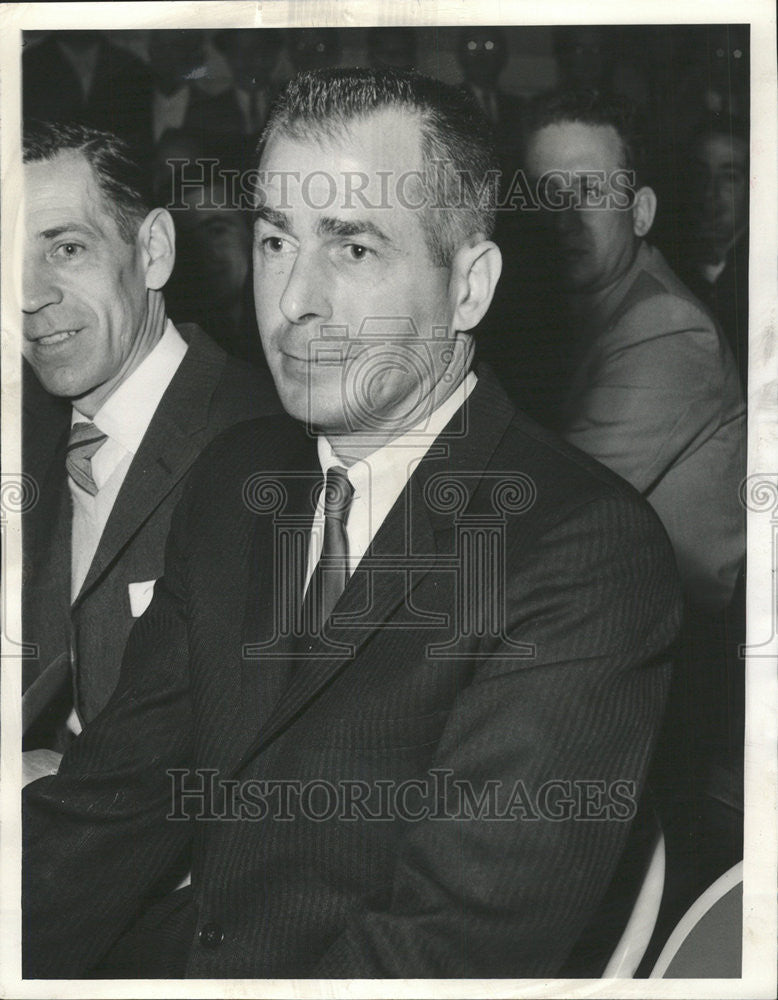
[304,372,477,594]
[69,321,188,600]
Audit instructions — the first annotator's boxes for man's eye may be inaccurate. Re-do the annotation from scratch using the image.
[346,244,371,261]
[54,243,83,259]
[261,236,287,254]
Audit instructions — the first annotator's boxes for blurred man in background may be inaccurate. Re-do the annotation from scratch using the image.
[213,29,285,155]
[680,117,749,390]
[524,89,745,613]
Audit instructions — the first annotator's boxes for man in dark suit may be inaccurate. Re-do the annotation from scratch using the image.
[24,69,682,979]
[211,29,285,149]
[21,121,278,749]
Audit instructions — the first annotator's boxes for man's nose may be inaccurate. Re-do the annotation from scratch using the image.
[278,250,332,326]
[22,259,63,314]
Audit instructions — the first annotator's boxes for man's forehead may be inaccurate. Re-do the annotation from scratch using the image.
[257,108,426,204]
[528,120,625,170]
[26,151,104,224]
[26,149,95,192]
[24,150,120,237]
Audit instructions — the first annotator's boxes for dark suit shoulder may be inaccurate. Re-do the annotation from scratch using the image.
[175,412,310,520]
[175,323,280,426]
[210,355,281,423]
[494,404,668,536]
[194,411,307,475]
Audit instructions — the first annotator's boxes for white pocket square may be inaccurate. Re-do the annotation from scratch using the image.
[128,579,157,617]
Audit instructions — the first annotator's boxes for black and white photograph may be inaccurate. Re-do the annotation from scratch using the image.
[1,1,776,995]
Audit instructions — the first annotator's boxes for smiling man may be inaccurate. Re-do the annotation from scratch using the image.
[21,122,277,749]
[24,71,682,980]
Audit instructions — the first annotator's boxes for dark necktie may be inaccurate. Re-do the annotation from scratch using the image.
[304,465,355,630]
[66,422,107,496]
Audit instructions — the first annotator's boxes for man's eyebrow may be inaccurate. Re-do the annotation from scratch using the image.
[39,223,98,240]
[317,216,394,246]
[254,206,293,234]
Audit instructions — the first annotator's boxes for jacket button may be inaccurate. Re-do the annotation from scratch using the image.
[198,922,224,949]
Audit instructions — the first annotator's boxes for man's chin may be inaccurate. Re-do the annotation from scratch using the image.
[27,368,83,400]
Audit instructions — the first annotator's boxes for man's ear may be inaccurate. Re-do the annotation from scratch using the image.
[449,237,503,333]
[632,186,657,238]
[139,208,176,291]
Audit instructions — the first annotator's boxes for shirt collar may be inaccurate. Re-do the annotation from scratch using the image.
[72,320,188,454]
[316,371,477,498]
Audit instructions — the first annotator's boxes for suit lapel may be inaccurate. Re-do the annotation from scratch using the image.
[22,422,72,692]
[232,367,517,770]
[222,435,320,770]
[75,326,225,602]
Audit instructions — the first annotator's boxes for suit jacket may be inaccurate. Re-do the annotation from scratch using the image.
[680,233,749,394]
[23,36,153,153]
[22,324,279,736]
[23,367,682,978]
[560,241,746,611]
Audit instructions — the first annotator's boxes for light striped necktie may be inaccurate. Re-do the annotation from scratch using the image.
[304,465,355,630]
[66,422,108,496]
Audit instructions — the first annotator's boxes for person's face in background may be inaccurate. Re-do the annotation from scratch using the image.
[177,183,251,307]
[22,152,155,412]
[525,120,643,295]
[687,132,748,262]
[148,30,206,95]
[456,28,507,90]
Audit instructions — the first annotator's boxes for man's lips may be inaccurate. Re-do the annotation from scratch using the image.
[28,327,83,347]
